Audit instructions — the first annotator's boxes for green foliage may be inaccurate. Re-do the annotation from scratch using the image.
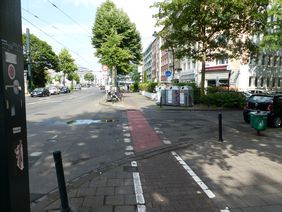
[138,82,158,93]
[129,66,141,83]
[201,92,245,109]
[99,32,132,71]
[147,82,158,93]
[260,0,282,52]
[138,83,148,91]
[23,34,59,88]
[68,72,80,84]
[92,0,142,75]
[206,86,226,94]
[143,71,147,83]
[58,48,78,85]
[84,72,95,82]
[153,0,269,96]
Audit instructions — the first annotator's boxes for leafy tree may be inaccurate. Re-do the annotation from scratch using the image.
[84,72,95,83]
[23,34,59,88]
[129,66,141,83]
[58,48,78,86]
[153,0,269,95]
[260,0,282,52]
[67,72,80,89]
[92,0,142,79]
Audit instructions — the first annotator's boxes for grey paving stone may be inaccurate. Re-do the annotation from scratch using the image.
[124,178,134,186]
[77,207,92,212]
[261,193,282,204]
[96,186,115,195]
[69,197,84,209]
[83,196,104,207]
[261,205,282,212]
[107,178,123,186]
[114,205,136,212]
[124,194,137,205]
[44,199,60,210]
[92,206,113,212]
[115,185,135,195]
[77,187,96,197]
[105,195,124,205]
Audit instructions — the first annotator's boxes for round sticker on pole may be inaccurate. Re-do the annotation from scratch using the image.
[8,64,16,80]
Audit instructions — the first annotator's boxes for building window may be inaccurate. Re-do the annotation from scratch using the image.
[267,78,270,87]
[260,77,264,87]
[261,54,266,65]
[267,56,271,66]
[272,78,276,87]
[207,80,216,86]
[255,77,258,87]
[279,78,281,87]
[216,57,228,65]
[274,56,278,66]
[249,77,252,86]
[279,56,282,67]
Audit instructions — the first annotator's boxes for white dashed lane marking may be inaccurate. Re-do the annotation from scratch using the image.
[131,161,146,211]
[171,151,216,199]
[153,127,172,145]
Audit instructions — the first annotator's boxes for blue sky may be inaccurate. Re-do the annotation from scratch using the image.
[21,0,158,72]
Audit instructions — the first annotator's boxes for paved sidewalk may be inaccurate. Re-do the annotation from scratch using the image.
[31,92,282,212]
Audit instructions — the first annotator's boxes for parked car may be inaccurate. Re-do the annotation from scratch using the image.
[75,84,81,90]
[48,86,60,95]
[60,86,70,94]
[243,94,282,128]
[245,89,267,96]
[30,88,50,97]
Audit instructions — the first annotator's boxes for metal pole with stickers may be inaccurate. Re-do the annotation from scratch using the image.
[0,0,30,211]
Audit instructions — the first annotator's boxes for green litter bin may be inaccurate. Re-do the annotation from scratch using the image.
[250,111,268,131]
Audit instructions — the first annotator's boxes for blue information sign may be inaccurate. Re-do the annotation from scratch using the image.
[165,70,172,78]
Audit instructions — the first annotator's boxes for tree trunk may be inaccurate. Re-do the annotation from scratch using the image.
[172,48,175,80]
[200,44,206,96]
[111,66,117,88]
[63,73,66,86]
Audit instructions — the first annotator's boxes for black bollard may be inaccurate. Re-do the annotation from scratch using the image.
[53,151,72,212]
[218,113,223,142]
[160,96,162,108]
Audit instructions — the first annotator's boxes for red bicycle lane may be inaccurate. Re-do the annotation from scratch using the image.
[127,110,162,152]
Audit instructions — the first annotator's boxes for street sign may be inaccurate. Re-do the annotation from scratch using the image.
[1,1,30,211]
[102,64,108,71]
[165,70,172,78]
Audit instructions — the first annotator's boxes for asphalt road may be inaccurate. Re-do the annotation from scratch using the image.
[26,87,129,199]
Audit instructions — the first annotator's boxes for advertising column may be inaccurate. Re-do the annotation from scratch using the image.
[0,0,30,212]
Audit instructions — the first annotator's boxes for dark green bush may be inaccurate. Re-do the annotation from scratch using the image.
[201,91,245,109]
[138,83,148,91]
[147,82,158,93]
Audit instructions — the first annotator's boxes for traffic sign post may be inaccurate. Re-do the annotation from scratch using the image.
[165,70,172,78]
[0,1,30,211]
